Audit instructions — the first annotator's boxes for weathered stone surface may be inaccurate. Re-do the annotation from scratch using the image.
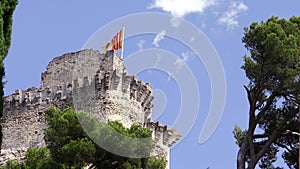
[0,49,181,168]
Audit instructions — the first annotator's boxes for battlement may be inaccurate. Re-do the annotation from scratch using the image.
[95,70,154,118]
[3,79,89,118]
[0,49,181,167]
[146,121,181,148]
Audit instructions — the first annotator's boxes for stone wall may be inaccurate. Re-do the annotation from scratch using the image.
[0,49,181,168]
[41,49,102,88]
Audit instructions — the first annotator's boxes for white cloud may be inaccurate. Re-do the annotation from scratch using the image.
[137,40,145,51]
[153,54,161,68]
[174,58,184,70]
[181,51,192,61]
[149,0,216,17]
[167,71,174,81]
[174,51,192,70]
[152,30,166,47]
[218,1,248,31]
[170,17,181,28]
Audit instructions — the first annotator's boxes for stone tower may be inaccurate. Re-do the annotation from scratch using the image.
[0,49,181,168]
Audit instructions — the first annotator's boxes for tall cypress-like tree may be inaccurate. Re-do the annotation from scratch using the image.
[235,16,300,169]
[0,0,18,149]
[0,0,18,115]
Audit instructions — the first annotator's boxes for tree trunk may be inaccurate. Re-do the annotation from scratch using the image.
[248,159,259,169]
[237,136,248,169]
[237,150,246,169]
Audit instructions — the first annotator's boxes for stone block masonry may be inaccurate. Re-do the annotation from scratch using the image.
[0,49,181,168]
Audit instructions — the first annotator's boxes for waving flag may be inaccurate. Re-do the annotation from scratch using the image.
[102,42,111,52]
[102,27,125,58]
[111,29,123,50]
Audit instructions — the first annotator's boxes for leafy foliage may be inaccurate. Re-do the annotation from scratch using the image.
[233,125,246,147]
[236,16,300,169]
[44,107,91,167]
[0,0,18,149]
[0,160,27,169]
[145,157,167,169]
[44,107,166,169]
[25,148,59,169]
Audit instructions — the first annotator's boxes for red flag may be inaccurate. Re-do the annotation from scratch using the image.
[119,30,123,48]
[111,29,123,50]
[101,27,124,54]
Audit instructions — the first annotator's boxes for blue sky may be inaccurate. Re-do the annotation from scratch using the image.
[4,1,300,169]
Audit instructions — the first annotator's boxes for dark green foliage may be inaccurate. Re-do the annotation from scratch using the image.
[257,105,299,169]
[242,16,300,93]
[0,148,59,169]
[236,16,300,169]
[60,138,95,167]
[145,157,167,169]
[44,107,96,168]
[0,0,18,150]
[25,148,59,169]
[0,160,27,169]
[43,107,166,169]
[0,0,18,115]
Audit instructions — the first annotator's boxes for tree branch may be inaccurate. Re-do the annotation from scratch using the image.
[237,135,249,169]
[248,102,258,163]
[258,93,277,116]
[255,108,298,163]
[244,85,252,105]
[275,142,292,153]
[253,134,269,139]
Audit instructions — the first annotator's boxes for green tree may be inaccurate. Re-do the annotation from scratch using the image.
[0,0,18,149]
[44,107,166,169]
[44,107,97,168]
[0,160,26,169]
[25,148,59,169]
[145,157,167,169]
[0,148,59,169]
[236,16,300,169]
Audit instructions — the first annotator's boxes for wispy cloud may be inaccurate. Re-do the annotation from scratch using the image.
[167,71,174,81]
[217,1,248,31]
[170,17,182,28]
[137,40,145,51]
[174,51,193,70]
[152,30,166,47]
[174,59,184,71]
[181,51,192,62]
[153,54,161,68]
[148,0,216,17]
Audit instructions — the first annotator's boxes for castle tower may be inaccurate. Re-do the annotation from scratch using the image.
[0,49,181,168]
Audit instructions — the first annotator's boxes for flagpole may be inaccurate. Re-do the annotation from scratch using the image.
[121,26,125,59]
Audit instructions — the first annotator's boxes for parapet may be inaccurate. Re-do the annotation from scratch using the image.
[145,120,181,148]
[0,49,181,167]
[2,83,72,118]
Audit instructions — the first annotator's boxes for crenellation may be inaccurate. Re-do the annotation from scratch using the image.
[103,72,110,91]
[140,86,152,108]
[3,83,78,118]
[136,81,144,102]
[110,70,116,90]
[121,74,132,94]
[1,49,181,168]
[129,76,139,100]
[145,121,181,149]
